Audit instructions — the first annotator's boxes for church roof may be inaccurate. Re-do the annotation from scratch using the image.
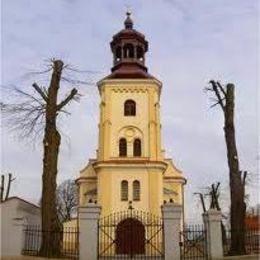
[103,63,156,80]
[79,159,97,178]
[163,159,187,183]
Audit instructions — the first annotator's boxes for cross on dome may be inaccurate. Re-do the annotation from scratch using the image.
[124,10,133,29]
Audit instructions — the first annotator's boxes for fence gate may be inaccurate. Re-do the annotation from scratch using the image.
[98,207,164,259]
[179,225,208,260]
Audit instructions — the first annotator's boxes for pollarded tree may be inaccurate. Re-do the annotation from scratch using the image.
[1,59,90,256]
[206,81,247,255]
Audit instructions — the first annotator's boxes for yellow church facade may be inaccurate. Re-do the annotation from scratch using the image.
[76,13,186,218]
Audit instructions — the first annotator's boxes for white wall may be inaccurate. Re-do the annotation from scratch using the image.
[0,197,41,257]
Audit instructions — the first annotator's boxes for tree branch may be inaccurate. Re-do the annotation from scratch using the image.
[56,88,78,111]
[216,81,227,98]
[194,192,206,212]
[209,80,225,112]
[32,83,48,102]
[210,98,226,109]
[242,171,247,187]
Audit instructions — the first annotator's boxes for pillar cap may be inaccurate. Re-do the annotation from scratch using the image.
[162,202,182,210]
[78,204,102,213]
[161,203,182,220]
[203,209,222,221]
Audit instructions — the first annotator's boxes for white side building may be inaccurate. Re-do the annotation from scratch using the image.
[0,196,41,257]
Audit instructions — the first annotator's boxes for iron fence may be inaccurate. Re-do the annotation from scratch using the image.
[22,225,79,259]
[223,228,260,255]
[179,224,208,260]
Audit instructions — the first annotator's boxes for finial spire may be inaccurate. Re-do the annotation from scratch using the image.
[124,8,133,29]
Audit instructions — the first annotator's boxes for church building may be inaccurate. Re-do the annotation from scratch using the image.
[77,12,186,218]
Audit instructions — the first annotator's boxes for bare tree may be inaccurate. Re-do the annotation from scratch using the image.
[206,80,247,255]
[56,179,78,223]
[194,182,227,244]
[0,173,15,202]
[194,192,207,213]
[1,59,88,256]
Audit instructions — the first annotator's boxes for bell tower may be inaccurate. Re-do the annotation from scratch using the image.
[78,12,186,217]
[110,11,148,76]
[97,12,163,164]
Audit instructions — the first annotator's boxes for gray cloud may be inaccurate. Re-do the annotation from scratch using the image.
[2,0,258,220]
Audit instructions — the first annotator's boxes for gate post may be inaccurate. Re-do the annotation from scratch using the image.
[203,209,223,259]
[162,202,182,260]
[79,203,101,260]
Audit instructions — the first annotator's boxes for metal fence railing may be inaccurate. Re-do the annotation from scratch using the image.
[179,225,209,260]
[22,225,79,259]
[223,228,260,256]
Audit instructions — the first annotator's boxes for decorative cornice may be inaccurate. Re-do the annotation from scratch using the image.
[112,87,148,93]
[93,159,168,170]
[163,176,187,184]
[98,78,162,87]
[76,176,97,182]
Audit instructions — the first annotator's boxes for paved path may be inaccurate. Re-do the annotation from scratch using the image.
[217,255,259,260]
[1,257,70,260]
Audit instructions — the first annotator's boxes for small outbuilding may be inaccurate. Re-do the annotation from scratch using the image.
[0,196,41,257]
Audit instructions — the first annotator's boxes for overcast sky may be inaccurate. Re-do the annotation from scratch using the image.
[1,0,259,222]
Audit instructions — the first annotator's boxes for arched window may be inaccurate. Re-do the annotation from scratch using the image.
[115,46,121,61]
[133,180,140,201]
[119,138,127,157]
[136,46,144,61]
[123,44,134,58]
[121,180,128,201]
[133,138,141,157]
[124,100,136,116]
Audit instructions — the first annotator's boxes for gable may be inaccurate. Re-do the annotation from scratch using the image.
[80,159,97,178]
[163,159,183,178]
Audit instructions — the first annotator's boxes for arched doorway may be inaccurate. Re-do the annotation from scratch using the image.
[116,218,145,255]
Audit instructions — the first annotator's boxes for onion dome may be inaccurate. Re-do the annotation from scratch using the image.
[106,12,153,79]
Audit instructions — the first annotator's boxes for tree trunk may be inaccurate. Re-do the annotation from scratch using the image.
[5,173,13,200]
[0,175,4,202]
[40,60,63,257]
[224,84,246,255]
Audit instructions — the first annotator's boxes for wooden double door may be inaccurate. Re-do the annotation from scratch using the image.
[116,218,145,255]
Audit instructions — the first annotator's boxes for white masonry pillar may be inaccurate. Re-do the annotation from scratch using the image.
[79,203,101,260]
[10,217,26,256]
[203,209,223,259]
[162,202,182,260]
